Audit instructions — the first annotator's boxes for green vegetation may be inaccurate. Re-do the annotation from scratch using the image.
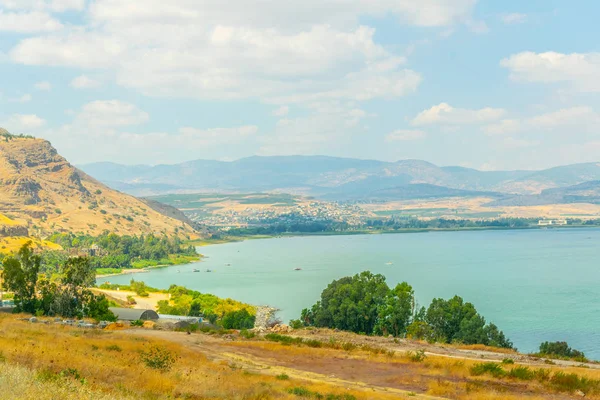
[221,309,255,329]
[1,242,115,321]
[536,341,587,362]
[131,284,258,327]
[46,233,198,272]
[139,345,177,372]
[299,271,513,348]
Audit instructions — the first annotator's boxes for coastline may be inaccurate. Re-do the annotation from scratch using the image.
[95,254,202,278]
[192,223,600,248]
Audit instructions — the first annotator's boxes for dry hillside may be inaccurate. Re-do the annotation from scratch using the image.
[0,133,198,239]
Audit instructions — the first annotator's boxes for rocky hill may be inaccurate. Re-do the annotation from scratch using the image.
[0,131,198,238]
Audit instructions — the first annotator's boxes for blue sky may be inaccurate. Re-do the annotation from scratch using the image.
[1,0,599,170]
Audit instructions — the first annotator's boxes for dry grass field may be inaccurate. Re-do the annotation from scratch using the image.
[2,313,599,400]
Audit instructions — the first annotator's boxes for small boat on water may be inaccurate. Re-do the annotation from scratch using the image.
[294,267,302,271]
[385,262,393,265]
[193,269,200,272]
[206,269,212,273]
[226,263,231,266]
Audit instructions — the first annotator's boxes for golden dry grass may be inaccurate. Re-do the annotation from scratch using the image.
[0,314,401,400]
[0,236,62,254]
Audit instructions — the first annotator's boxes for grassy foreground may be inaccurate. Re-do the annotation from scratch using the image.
[0,314,388,400]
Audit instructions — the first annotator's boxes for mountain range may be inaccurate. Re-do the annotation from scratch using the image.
[79,156,600,201]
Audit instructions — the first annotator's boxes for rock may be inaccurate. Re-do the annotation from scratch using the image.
[575,390,586,397]
[142,321,156,329]
[29,317,37,323]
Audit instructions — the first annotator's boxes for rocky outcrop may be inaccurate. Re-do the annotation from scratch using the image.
[0,225,28,238]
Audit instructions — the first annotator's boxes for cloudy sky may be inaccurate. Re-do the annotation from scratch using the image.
[1,0,599,170]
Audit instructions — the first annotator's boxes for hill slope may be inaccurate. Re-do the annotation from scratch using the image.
[80,157,600,199]
[488,180,600,207]
[0,133,198,238]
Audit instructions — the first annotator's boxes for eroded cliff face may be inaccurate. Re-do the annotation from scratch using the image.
[0,133,198,238]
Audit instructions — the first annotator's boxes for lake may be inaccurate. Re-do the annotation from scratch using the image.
[98,228,600,359]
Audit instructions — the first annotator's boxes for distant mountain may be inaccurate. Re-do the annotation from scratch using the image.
[346,184,502,202]
[0,130,198,238]
[488,180,600,207]
[79,156,600,200]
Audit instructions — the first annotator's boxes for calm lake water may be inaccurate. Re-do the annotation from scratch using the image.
[98,228,600,358]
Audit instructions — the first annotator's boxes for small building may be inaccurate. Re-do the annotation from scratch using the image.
[538,219,568,226]
[109,307,159,321]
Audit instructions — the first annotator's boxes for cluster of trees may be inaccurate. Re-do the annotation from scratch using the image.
[366,217,534,230]
[1,243,115,321]
[297,271,512,349]
[223,217,543,237]
[153,284,256,329]
[46,233,197,270]
[539,341,586,360]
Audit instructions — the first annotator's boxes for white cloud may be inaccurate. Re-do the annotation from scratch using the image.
[501,51,600,92]
[2,114,46,131]
[70,75,101,89]
[10,94,32,103]
[272,106,289,117]
[76,100,149,127]
[484,107,600,135]
[34,81,52,91]
[466,20,489,34]
[7,0,476,103]
[0,0,84,12]
[386,129,426,141]
[412,103,505,126]
[500,13,527,24]
[0,10,63,33]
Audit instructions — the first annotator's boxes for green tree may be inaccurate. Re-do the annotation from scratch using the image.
[221,309,255,329]
[303,271,390,334]
[2,242,41,313]
[374,282,415,337]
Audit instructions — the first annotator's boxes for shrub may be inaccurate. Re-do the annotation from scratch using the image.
[407,349,426,362]
[240,329,255,339]
[106,344,122,352]
[275,374,289,380]
[502,358,514,364]
[305,339,322,348]
[538,341,587,361]
[130,320,144,327]
[221,309,255,330]
[289,319,303,329]
[264,333,303,346]
[470,362,506,378]
[341,342,357,352]
[508,366,534,380]
[140,346,177,372]
[126,295,137,305]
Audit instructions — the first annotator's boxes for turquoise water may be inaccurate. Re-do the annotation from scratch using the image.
[98,228,600,358]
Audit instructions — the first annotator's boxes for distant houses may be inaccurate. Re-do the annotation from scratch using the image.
[538,219,568,226]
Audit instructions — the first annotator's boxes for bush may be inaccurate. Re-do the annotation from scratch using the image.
[126,295,137,305]
[264,333,303,346]
[106,344,122,352]
[470,362,506,378]
[276,374,289,380]
[407,349,426,362]
[539,341,586,361]
[289,319,303,329]
[131,320,144,327]
[508,366,534,380]
[240,329,255,339]
[140,346,177,372]
[502,358,514,364]
[221,309,255,330]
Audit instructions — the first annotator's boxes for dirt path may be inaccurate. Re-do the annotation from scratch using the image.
[126,329,444,399]
[125,329,581,400]
[94,289,169,310]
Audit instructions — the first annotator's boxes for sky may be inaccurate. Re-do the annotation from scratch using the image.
[0,0,599,170]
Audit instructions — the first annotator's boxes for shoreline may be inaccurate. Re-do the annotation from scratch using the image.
[194,223,600,247]
[95,255,202,278]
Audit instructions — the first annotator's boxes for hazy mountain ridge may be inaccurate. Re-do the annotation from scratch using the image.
[0,131,198,238]
[79,157,600,201]
[487,180,600,207]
